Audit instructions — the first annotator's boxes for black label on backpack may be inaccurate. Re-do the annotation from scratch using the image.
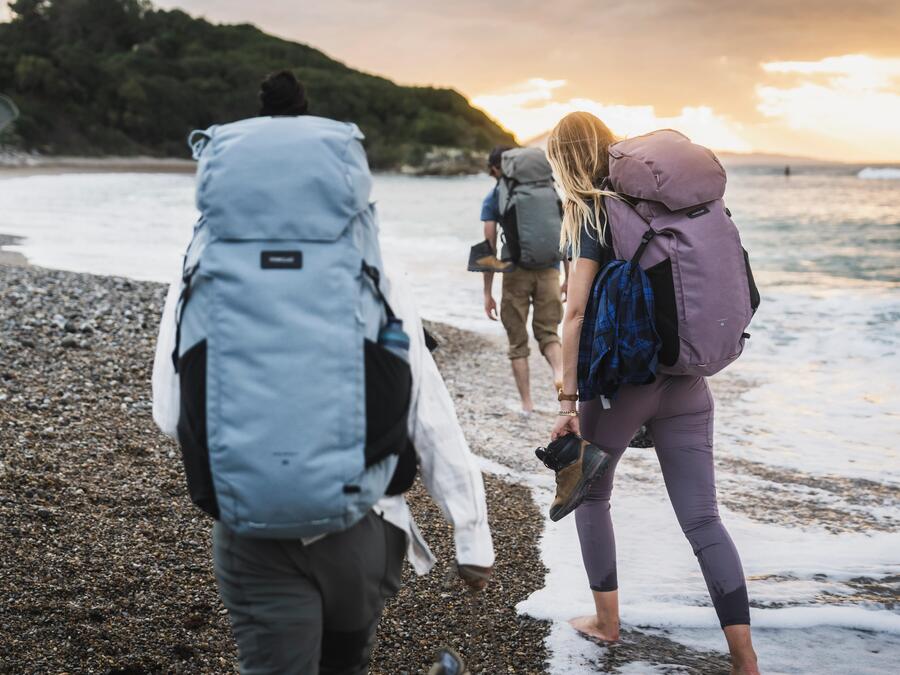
[686,206,710,219]
[261,251,303,269]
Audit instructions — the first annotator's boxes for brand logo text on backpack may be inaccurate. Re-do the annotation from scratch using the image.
[261,251,303,269]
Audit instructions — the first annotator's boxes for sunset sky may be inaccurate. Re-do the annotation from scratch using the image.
[8,1,900,161]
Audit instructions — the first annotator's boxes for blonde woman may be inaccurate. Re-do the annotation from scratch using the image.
[545,112,760,675]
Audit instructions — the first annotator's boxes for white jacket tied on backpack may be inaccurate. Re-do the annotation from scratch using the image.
[153,268,494,574]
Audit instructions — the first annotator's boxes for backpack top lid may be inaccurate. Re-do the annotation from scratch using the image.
[608,129,725,211]
[190,115,372,242]
[501,147,553,183]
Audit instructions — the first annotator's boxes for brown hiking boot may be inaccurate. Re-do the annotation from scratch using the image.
[473,252,515,272]
[535,434,612,521]
[467,240,515,273]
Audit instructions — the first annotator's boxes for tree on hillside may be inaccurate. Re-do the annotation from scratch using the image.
[0,0,515,167]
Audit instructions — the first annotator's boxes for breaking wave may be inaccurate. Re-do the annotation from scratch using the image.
[858,167,900,180]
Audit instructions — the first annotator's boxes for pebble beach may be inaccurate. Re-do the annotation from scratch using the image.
[0,262,550,674]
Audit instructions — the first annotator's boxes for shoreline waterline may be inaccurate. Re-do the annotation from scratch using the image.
[0,156,196,176]
[0,233,27,266]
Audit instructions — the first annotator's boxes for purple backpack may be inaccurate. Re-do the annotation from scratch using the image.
[605,129,760,377]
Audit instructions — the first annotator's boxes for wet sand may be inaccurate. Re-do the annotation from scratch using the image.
[0,234,28,266]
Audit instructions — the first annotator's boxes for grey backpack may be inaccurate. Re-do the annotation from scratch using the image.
[605,129,760,377]
[497,147,563,268]
[172,115,413,539]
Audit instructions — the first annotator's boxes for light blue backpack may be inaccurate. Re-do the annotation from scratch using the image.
[173,115,413,539]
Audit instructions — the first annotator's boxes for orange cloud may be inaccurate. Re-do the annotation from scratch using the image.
[472,55,900,162]
[755,55,900,162]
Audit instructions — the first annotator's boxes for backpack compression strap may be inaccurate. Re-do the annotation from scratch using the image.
[171,261,200,372]
[361,261,398,319]
[629,229,657,270]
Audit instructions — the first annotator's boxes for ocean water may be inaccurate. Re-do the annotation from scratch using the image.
[1,165,898,673]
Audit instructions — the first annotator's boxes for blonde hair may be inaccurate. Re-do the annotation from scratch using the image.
[546,112,620,258]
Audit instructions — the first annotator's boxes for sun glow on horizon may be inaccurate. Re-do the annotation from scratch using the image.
[472,79,752,153]
[472,55,900,162]
[756,55,900,162]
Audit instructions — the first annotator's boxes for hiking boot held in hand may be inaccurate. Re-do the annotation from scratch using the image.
[467,240,515,273]
[535,434,612,522]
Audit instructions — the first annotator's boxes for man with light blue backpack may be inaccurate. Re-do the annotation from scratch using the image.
[152,72,494,675]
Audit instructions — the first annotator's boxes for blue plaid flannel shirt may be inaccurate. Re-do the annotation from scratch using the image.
[578,259,661,402]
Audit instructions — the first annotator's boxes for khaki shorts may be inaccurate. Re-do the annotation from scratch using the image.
[500,267,563,360]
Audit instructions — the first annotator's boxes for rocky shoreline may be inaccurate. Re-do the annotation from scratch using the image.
[0,149,486,177]
[0,263,548,674]
[0,151,196,174]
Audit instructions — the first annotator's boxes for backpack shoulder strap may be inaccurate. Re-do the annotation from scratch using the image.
[500,176,518,217]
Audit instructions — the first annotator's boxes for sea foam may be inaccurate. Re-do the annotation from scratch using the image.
[858,167,900,179]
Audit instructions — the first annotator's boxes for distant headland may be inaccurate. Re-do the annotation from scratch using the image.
[0,0,516,174]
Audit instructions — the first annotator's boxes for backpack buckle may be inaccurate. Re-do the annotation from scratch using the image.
[630,229,657,268]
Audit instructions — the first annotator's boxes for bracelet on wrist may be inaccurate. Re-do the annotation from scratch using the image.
[557,410,579,417]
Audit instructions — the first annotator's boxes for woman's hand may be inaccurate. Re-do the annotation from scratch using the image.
[551,414,580,441]
[551,401,580,441]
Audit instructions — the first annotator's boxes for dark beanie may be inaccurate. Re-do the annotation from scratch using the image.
[259,70,309,117]
[488,145,512,169]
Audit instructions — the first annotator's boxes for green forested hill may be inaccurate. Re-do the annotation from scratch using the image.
[0,0,516,168]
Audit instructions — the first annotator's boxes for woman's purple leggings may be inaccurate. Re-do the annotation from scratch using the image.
[577,375,750,627]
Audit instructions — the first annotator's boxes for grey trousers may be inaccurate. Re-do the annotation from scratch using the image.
[212,511,406,675]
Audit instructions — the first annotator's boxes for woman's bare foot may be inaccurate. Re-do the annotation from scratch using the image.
[569,615,620,642]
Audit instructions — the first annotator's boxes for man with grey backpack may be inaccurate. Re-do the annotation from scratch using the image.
[152,72,494,675]
[481,146,568,414]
